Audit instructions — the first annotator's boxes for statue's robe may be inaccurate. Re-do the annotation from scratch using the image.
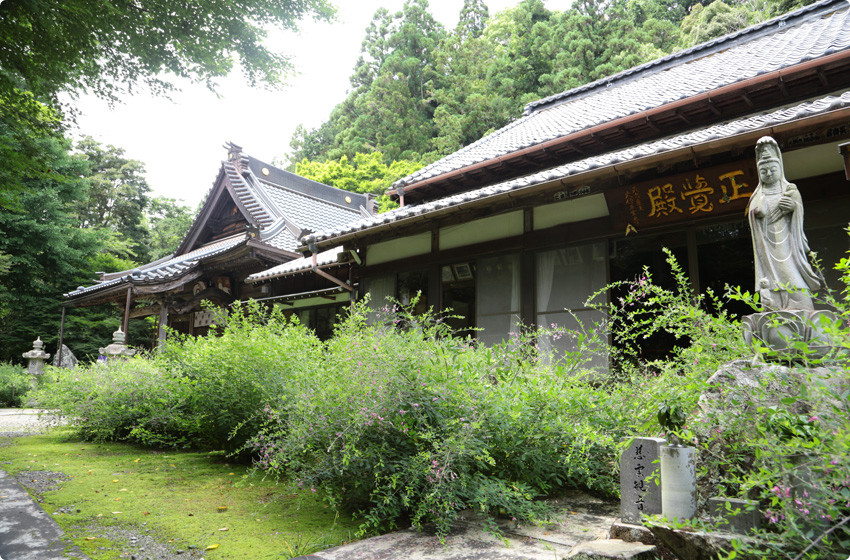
[747,180,822,310]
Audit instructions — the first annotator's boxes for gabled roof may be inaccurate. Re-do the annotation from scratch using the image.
[177,146,371,255]
[67,144,372,302]
[392,0,850,200]
[303,89,850,249]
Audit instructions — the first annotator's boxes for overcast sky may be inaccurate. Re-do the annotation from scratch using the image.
[68,0,570,208]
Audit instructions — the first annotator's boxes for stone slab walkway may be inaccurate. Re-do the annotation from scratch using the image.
[0,409,84,560]
[294,490,654,560]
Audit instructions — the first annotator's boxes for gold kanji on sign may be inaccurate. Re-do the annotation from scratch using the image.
[647,184,683,217]
[680,175,714,214]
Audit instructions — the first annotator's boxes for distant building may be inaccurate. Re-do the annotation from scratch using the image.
[64,143,373,345]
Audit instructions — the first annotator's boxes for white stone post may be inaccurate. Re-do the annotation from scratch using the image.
[660,445,697,521]
[99,329,136,362]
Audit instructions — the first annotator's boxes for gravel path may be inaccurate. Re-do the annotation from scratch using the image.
[0,408,65,435]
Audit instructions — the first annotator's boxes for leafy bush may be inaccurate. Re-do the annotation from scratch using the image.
[0,362,32,407]
[244,300,670,537]
[39,301,322,450]
[38,356,198,446]
[156,301,323,452]
[40,248,849,556]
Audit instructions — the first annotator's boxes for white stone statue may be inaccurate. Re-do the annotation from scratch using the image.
[747,136,823,311]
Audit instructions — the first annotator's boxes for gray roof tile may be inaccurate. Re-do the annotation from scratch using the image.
[65,234,247,298]
[246,247,344,282]
[395,0,850,189]
[306,90,850,246]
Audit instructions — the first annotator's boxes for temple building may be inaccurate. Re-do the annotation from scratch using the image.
[249,0,850,363]
[63,143,373,345]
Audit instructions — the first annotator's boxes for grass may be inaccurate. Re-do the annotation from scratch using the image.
[0,428,358,559]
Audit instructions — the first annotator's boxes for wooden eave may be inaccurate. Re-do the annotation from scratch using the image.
[314,102,850,254]
[392,50,850,204]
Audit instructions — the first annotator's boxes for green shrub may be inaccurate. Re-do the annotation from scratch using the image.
[37,356,198,446]
[39,301,322,451]
[0,362,32,407]
[245,300,649,537]
[155,301,322,452]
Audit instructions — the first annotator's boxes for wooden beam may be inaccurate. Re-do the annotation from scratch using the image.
[171,287,234,315]
[157,301,168,349]
[129,304,162,319]
[122,286,132,334]
[131,270,204,295]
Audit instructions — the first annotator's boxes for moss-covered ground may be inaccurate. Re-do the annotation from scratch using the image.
[0,429,358,559]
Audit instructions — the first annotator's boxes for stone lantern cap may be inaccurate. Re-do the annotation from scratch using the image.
[99,329,136,359]
[22,337,50,360]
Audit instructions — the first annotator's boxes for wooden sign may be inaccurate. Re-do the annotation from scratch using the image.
[610,159,757,235]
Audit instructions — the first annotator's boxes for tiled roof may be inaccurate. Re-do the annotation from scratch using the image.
[65,234,247,298]
[68,150,371,300]
[305,90,850,246]
[259,178,365,234]
[246,247,344,283]
[394,0,850,189]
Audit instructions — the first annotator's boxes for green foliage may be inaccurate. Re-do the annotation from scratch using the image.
[288,0,800,170]
[0,362,32,407]
[0,129,156,363]
[39,245,850,556]
[40,302,324,452]
[74,137,152,260]
[0,0,335,106]
[679,1,753,46]
[295,152,422,211]
[0,127,101,362]
[243,300,641,537]
[145,196,195,260]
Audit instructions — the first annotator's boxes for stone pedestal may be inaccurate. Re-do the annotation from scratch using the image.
[660,445,697,521]
[22,337,50,384]
[99,330,136,362]
[742,310,837,360]
[620,437,666,524]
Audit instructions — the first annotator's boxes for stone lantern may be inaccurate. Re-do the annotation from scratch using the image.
[22,337,50,385]
[99,329,136,362]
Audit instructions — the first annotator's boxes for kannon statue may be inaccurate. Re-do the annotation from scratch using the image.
[746,136,823,311]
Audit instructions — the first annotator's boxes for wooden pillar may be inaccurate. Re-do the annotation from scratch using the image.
[686,229,700,295]
[429,228,442,312]
[520,208,536,329]
[57,304,67,368]
[157,300,168,349]
[122,286,133,335]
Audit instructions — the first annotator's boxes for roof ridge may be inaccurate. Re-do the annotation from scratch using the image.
[224,161,276,227]
[523,0,847,115]
[246,155,370,204]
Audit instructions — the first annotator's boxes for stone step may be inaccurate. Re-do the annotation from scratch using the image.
[568,539,657,560]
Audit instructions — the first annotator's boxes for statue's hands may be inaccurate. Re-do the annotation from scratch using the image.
[778,195,795,213]
[751,205,764,218]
